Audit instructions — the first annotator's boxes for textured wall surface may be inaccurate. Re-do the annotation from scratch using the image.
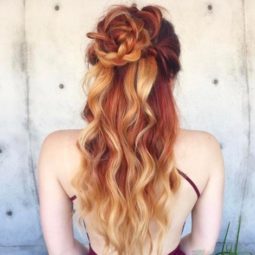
[0,0,254,254]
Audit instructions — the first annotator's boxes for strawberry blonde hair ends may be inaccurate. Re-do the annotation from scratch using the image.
[71,3,181,255]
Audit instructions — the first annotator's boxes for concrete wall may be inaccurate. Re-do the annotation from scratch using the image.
[0,0,254,254]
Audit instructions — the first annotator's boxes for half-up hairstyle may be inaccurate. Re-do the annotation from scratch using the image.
[71,3,182,255]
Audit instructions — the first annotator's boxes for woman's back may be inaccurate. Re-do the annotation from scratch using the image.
[38,4,224,254]
[49,127,223,255]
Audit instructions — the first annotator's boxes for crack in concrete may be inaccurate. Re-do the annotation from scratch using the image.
[240,0,252,213]
[22,0,39,205]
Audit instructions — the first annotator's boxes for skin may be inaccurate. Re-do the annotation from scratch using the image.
[38,128,225,255]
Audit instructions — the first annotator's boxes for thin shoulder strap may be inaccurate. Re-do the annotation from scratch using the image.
[82,220,92,248]
[70,195,77,201]
[70,195,92,248]
[177,168,201,199]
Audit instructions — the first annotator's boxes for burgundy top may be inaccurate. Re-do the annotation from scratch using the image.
[69,168,200,255]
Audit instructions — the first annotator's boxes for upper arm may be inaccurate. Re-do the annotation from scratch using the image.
[38,131,75,255]
[190,132,225,253]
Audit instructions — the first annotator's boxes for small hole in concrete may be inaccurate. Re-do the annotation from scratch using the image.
[207,4,213,11]
[213,79,219,85]
[59,83,64,89]
[220,143,223,149]
[54,4,60,11]
[6,210,13,216]
[0,148,2,153]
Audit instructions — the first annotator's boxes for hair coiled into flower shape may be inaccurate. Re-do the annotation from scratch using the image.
[86,4,163,67]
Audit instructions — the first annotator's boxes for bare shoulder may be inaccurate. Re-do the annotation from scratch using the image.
[178,128,222,161]
[42,128,82,145]
[178,129,220,155]
[39,129,83,177]
[175,128,224,190]
[178,128,220,147]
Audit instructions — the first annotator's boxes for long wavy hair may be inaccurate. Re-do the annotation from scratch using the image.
[71,3,182,255]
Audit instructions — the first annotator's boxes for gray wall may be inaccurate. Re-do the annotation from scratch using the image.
[0,0,254,254]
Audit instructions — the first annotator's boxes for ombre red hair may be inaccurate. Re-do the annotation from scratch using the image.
[71,3,181,255]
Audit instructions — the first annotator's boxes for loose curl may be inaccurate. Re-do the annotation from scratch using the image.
[71,3,181,255]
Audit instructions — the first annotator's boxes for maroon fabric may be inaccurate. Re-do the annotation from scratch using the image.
[70,195,77,202]
[86,243,185,255]
[176,168,200,199]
